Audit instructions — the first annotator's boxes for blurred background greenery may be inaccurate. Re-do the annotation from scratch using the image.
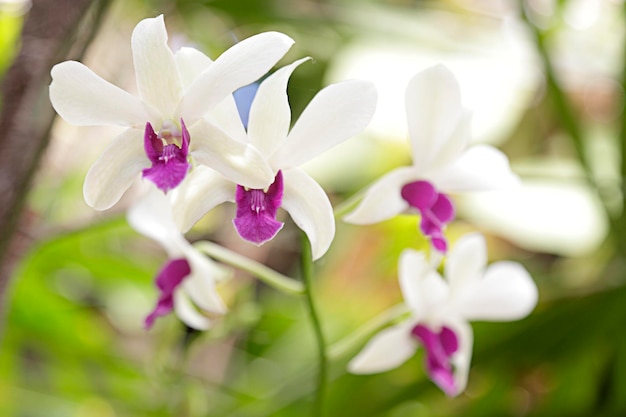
[1,0,626,416]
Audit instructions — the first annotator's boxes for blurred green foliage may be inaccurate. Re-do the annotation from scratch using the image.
[2,0,626,416]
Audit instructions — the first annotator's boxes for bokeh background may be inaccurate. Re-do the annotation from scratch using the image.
[1,0,626,416]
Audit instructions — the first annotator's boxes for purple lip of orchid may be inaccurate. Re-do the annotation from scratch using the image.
[400,180,455,252]
[142,118,191,193]
[412,324,459,396]
[145,258,191,329]
[233,170,284,245]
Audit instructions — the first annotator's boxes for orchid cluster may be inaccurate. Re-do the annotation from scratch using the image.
[49,15,538,399]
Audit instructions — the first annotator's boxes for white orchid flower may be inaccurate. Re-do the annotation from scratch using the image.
[127,188,230,330]
[348,233,538,396]
[170,58,377,260]
[50,15,294,209]
[344,65,519,252]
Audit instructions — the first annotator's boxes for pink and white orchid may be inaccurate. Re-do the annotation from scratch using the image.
[348,233,538,396]
[170,58,377,260]
[50,15,293,209]
[127,189,230,330]
[344,65,519,252]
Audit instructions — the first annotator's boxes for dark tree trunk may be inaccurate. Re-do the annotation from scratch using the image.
[0,0,112,331]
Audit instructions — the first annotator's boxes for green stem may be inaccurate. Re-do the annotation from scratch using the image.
[193,241,304,295]
[300,232,328,417]
[332,188,366,219]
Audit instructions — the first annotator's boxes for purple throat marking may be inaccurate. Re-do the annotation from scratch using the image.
[145,258,191,329]
[233,170,284,245]
[400,180,454,252]
[142,119,191,193]
[412,323,459,396]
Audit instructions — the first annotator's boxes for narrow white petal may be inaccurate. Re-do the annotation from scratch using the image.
[182,248,229,314]
[204,95,248,144]
[449,319,473,396]
[348,322,417,374]
[247,58,310,157]
[271,80,377,168]
[131,15,183,119]
[50,61,148,127]
[83,128,149,210]
[281,168,335,260]
[189,120,274,189]
[405,65,465,170]
[459,261,538,321]
[174,46,213,89]
[445,233,486,291]
[127,187,186,255]
[170,166,235,232]
[427,110,473,170]
[430,145,521,192]
[177,32,294,123]
[343,167,417,225]
[399,249,449,317]
[173,289,211,330]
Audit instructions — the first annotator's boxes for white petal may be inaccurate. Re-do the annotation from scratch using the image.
[127,187,185,255]
[170,166,235,232]
[204,95,248,144]
[348,322,417,374]
[174,46,213,89]
[458,261,538,321]
[271,79,377,168]
[83,128,149,210]
[430,145,520,192]
[343,167,417,224]
[247,58,310,157]
[405,65,465,170]
[399,249,449,318]
[445,233,486,292]
[281,168,335,260]
[427,110,473,170]
[131,15,183,119]
[173,289,211,330]
[182,248,229,314]
[50,61,149,127]
[177,31,294,123]
[189,120,274,189]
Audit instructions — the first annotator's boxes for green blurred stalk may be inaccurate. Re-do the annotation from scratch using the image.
[300,232,328,417]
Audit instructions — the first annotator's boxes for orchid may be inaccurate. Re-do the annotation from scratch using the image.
[170,58,377,260]
[348,233,538,396]
[127,188,230,330]
[344,65,519,252]
[50,15,293,209]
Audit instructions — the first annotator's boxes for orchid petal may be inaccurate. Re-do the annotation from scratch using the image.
[177,31,294,124]
[445,233,486,291]
[405,65,465,171]
[189,119,274,189]
[173,289,211,330]
[343,167,417,225]
[174,46,213,89]
[49,61,149,127]
[271,80,377,168]
[448,319,473,396]
[204,95,249,144]
[170,166,235,232]
[430,145,520,192]
[399,249,449,317]
[131,15,182,119]
[83,128,149,210]
[247,58,310,157]
[348,322,417,374]
[181,251,228,314]
[458,261,538,321]
[281,168,335,260]
[427,111,473,171]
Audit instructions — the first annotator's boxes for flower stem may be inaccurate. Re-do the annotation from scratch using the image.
[194,241,304,295]
[300,232,328,417]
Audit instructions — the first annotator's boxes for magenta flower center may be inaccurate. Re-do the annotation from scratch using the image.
[145,258,191,329]
[142,118,191,193]
[411,323,459,396]
[401,180,454,252]
[233,170,284,245]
